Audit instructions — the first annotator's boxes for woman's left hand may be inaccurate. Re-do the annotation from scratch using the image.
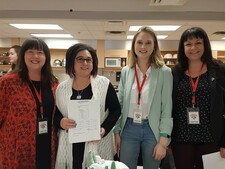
[153,143,167,161]
[153,136,168,161]
[220,147,225,158]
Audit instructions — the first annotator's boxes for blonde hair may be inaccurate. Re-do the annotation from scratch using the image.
[128,26,164,68]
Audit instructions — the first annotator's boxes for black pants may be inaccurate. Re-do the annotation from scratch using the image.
[171,143,219,169]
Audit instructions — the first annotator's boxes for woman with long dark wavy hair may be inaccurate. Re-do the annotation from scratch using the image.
[171,27,225,169]
[0,38,58,169]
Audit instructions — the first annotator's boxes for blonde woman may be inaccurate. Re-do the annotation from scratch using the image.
[114,26,173,169]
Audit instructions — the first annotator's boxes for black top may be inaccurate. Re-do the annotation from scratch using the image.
[54,82,121,169]
[172,72,215,143]
[29,81,54,169]
[172,62,225,147]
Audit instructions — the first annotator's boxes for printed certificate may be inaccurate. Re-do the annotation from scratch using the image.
[68,99,101,143]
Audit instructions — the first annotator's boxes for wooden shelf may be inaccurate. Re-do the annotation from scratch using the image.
[0,64,10,68]
[52,66,65,71]
[162,50,178,67]
[103,67,122,72]
[216,51,225,63]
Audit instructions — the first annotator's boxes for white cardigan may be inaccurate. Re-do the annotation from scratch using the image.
[55,75,116,169]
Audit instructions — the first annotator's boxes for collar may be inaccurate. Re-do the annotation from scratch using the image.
[135,64,151,78]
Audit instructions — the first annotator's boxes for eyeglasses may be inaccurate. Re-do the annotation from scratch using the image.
[75,56,93,64]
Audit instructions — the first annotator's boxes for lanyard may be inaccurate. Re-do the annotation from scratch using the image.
[30,80,44,118]
[134,66,147,106]
[187,64,204,107]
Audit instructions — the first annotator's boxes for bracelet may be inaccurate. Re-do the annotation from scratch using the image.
[160,133,169,138]
[158,142,167,149]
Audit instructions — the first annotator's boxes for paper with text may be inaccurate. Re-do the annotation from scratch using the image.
[202,151,225,169]
[68,99,100,143]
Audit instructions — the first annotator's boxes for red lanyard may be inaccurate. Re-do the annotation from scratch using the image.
[187,64,204,107]
[30,81,44,118]
[134,66,147,105]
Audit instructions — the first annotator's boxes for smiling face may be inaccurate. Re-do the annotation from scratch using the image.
[24,49,46,72]
[184,37,204,62]
[134,31,155,62]
[74,50,93,78]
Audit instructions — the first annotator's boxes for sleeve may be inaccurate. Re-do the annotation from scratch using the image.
[160,67,173,136]
[101,82,121,137]
[0,77,7,128]
[113,67,126,134]
[53,106,64,130]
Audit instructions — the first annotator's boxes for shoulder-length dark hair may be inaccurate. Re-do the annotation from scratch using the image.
[177,27,214,71]
[9,45,21,70]
[129,26,164,68]
[16,38,57,87]
[65,43,98,77]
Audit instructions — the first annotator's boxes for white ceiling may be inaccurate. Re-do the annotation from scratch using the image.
[1,0,225,42]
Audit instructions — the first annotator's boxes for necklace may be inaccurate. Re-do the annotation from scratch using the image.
[74,78,90,99]
[76,89,84,99]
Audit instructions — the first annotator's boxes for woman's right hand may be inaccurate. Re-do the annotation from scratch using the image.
[114,133,121,157]
[60,117,76,130]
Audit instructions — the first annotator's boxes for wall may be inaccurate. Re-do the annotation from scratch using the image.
[2,38,225,84]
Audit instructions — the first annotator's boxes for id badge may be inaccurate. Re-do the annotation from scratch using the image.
[187,107,200,124]
[133,109,142,124]
[37,118,48,135]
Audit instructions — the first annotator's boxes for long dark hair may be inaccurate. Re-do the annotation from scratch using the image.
[177,27,214,71]
[16,38,57,87]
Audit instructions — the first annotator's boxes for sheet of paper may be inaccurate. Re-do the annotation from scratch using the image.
[68,99,100,143]
[202,151,225,169]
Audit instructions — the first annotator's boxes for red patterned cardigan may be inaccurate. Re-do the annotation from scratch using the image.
[0,73,58,169]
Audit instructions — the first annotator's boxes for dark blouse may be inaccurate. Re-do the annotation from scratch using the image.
[172,72,215,143]
[29,81,54,169]
[54,82,121,169]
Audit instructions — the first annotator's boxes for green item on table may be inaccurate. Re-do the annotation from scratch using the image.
[87,151,96,167]
[110,161,116,169]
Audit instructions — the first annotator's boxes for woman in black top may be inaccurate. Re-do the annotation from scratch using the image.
[54,43,121,169]
[171,27,225,169]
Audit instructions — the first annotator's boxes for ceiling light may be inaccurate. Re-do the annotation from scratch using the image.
[10,24,62,30]
[31,34,73,38]
[127,35,168,40]
[157,35,168,39]
[127,35,134,39]
[151,25,180,31]
[129,25,180,31]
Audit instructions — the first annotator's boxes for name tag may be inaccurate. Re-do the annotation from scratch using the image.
[133,109,143,124]
[38,118,48,135]
[187,107,200,124]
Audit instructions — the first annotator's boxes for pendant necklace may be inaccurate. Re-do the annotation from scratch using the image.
[74,78,89,99]
[76,89,84,99]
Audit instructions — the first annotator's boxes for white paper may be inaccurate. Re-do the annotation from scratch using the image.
[68,99,101,143]
[202,151,225,169]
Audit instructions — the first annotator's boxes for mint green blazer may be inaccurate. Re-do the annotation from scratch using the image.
[114,65,173,142]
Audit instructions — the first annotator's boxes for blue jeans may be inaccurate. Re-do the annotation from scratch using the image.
[120,118,160,169]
